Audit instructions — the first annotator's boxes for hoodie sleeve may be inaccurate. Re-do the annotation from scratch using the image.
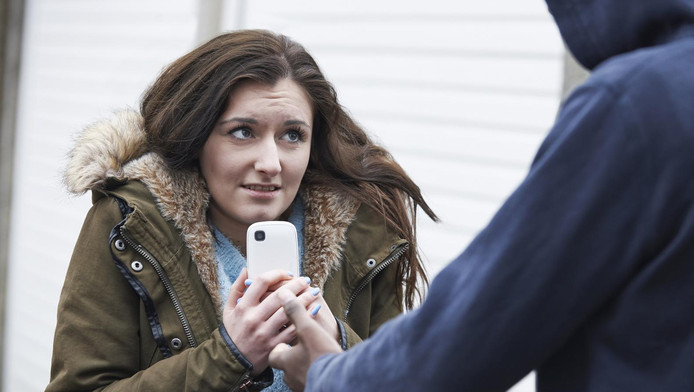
[304,80,662,391]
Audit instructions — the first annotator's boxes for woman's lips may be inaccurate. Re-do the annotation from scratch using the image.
[243,184,281,198]
[245,185,279,191]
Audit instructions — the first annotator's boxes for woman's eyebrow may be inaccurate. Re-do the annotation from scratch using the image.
[218,117,258,125]
[217,118,309,127]
[285,119,311,127]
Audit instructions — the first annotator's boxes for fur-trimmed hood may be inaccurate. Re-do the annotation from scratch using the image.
[64,110,360,312]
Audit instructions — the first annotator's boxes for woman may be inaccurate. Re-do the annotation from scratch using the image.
[47,29,437,391]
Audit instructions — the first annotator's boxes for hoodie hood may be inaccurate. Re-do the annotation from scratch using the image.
[546,0,694,69]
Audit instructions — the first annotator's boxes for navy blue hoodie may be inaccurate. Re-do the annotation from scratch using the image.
[306,1,694,391]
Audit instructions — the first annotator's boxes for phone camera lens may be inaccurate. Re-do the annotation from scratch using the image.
[254,230,265,241]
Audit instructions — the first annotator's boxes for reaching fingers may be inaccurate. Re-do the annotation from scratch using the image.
[270,288,342,392]
[276,288,322,337]
[265,301,296,336]
[256,285,321,328]
[277,288,341,350]
[274,323,297,346]
[264,285,322,342]
[270,343,292,358]
[269,342,292,361]
[266,287,322,343]
[269,342,305,391]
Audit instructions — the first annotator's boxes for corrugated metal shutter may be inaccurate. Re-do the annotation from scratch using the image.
[3,1,197,390]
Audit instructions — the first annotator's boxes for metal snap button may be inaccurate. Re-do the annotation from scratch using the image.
[114,239,126,251]
[366,258,376,268]
[131,261,143,272]
[171,337,183,350]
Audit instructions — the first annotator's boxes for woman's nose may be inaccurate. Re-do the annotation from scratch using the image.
[254,139,281,176]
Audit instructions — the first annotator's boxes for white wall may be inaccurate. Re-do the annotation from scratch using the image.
[3,1,563,391]
[3,1,198,390]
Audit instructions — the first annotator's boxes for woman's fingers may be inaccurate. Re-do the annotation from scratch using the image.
[297,286,322,307]
[265,305,296,340]
[266,278,293,292]
[294,287,339,341]
[240,269,294,305]
[260,279,318,302]
[239,273,312,322]
[262,280,319,331]
[225,268,249,311]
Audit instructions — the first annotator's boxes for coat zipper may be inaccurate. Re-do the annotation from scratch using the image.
[343,243,409,321]
[120,226,198,348]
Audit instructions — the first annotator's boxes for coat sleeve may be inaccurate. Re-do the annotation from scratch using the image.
[46,196,269,392]
[304,83,664,391]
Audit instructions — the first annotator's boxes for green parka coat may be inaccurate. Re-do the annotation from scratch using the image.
[46,111,408,391]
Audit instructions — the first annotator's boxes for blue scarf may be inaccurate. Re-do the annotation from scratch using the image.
[213,197,305,391]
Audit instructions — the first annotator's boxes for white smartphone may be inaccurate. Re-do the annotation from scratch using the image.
[246,221,300,278]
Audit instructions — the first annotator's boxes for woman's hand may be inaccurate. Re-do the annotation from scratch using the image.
[295,286,340,343]
[222,268,309,374]
[257,276,340,344]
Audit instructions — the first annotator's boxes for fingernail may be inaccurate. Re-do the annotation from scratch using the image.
[287,271,295,277]
[310,304,321,316]
[302,276,311,284]
[311,287,320,296]
[236,297,242,304]
[244,279,253,286]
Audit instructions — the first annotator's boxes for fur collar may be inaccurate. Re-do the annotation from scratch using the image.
[64,110,359,315]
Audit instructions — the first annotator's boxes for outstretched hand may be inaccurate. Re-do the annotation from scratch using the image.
[269,288,342,391]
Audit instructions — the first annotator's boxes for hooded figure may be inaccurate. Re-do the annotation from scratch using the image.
[293,0,694,390]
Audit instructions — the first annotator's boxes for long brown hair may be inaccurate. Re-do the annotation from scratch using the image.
[140,29,438,309]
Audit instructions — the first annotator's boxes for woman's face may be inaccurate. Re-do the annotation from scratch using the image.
[200,78,313,242]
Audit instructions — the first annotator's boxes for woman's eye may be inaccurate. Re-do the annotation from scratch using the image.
[230,128,252,139]
[282,130,303,143]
